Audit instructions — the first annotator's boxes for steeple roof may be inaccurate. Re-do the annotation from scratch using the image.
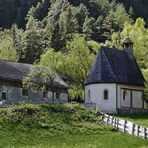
[123,37,133,44]
[85,46,145,86]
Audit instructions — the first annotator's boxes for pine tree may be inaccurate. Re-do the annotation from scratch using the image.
[22,8,47,63]
[83,15,95,39]
[102,3,132,40]
[59,3,79,49]
[75,3,88,33]
[45,0,63,51]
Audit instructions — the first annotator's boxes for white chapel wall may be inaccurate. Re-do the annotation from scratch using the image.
[85,83,117,113]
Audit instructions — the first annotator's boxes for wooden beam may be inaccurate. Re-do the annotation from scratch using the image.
[130,90,132,108]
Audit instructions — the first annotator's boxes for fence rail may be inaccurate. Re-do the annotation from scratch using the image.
[101,112,148,139]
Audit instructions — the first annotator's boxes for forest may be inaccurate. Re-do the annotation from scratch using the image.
[0,0,148,101]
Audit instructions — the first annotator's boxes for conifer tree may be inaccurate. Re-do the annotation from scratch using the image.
[22,7,46,63]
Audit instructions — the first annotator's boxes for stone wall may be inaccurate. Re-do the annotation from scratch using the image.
[117,107,148,115]
[0,85,68,106]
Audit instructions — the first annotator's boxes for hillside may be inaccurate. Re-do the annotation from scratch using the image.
[0,104,148,148]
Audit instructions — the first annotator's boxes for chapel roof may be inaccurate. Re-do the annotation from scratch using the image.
[85,46,145,86]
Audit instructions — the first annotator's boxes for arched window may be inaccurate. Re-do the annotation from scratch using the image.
[123,90,127,100]
[104,90,108,100]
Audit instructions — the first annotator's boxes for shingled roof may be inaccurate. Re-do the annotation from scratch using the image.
[0,60,68,88]
[85,46,145,86]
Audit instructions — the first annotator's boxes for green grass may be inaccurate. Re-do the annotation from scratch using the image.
[115,114,148,127]
[0,104,148,148]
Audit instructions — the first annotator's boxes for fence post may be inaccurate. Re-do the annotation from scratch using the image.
[117,118,119,129]
[101,113,104,121]
[137,125,140,137]
[107,115,110,125]
[124,120,127,132]
[111,116,114,125]
[114,118,116,127]
[144,128,147,139]
[132,123,135,135]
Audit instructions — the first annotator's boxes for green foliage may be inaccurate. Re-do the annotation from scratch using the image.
[143,69,148,102]
[23,65,56,91]
[22,11,47,63]
[0,26,21,61]
[0,104,100,127]
[0,38,18,61]
[102,3,131,39]
[40,48,64,71]
[83,15,95,39]
[65,34,98,87]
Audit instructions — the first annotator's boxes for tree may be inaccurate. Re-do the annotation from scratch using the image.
[63,35,99,101]
[45,0,63,51]
[59,3,79,50]
[22,8,47,63]
[39,48,65,103]
[102,3,131,40]
[39,35,100,101]
[75,3,89,33]
[0,38,18,61]
[0,25,21,61]
[23,65,57,104]
[10,24,24,62]
[143,69,148,103]
[83,15,95,39]
[40,48,64,71]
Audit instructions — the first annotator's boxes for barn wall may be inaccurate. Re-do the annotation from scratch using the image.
[0,85,68,106]
[85,83,117,113]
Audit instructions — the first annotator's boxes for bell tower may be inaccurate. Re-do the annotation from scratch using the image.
[122,37,134,54]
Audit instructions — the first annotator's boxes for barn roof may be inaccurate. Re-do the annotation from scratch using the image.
[85,46,145,86]
[0,60,68,89]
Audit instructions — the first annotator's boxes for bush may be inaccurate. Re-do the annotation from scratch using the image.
[0,103,101,130]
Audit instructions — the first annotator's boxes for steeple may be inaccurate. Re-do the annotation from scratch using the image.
[122,37,133,54]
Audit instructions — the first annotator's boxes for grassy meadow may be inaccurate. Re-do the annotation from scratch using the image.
[0,104,148,148]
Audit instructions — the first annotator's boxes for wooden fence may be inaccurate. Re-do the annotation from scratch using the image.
[101,112,148,139]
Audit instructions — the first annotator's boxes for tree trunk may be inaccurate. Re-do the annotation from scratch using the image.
[52,90,54,104]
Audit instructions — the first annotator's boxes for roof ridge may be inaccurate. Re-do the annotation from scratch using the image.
[101,46,125,53]
[0,59,32,66]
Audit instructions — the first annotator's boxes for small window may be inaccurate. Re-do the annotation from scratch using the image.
[88,90,91,100]
[56,92,60,99]
[2,92,7,100]
[43,91,48,98]
[22,89,28,96]
[123,90,127,100]
[104,90,108,100]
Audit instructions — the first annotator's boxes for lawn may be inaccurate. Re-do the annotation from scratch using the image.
[0,104,148,148]
[115,114,148,127]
